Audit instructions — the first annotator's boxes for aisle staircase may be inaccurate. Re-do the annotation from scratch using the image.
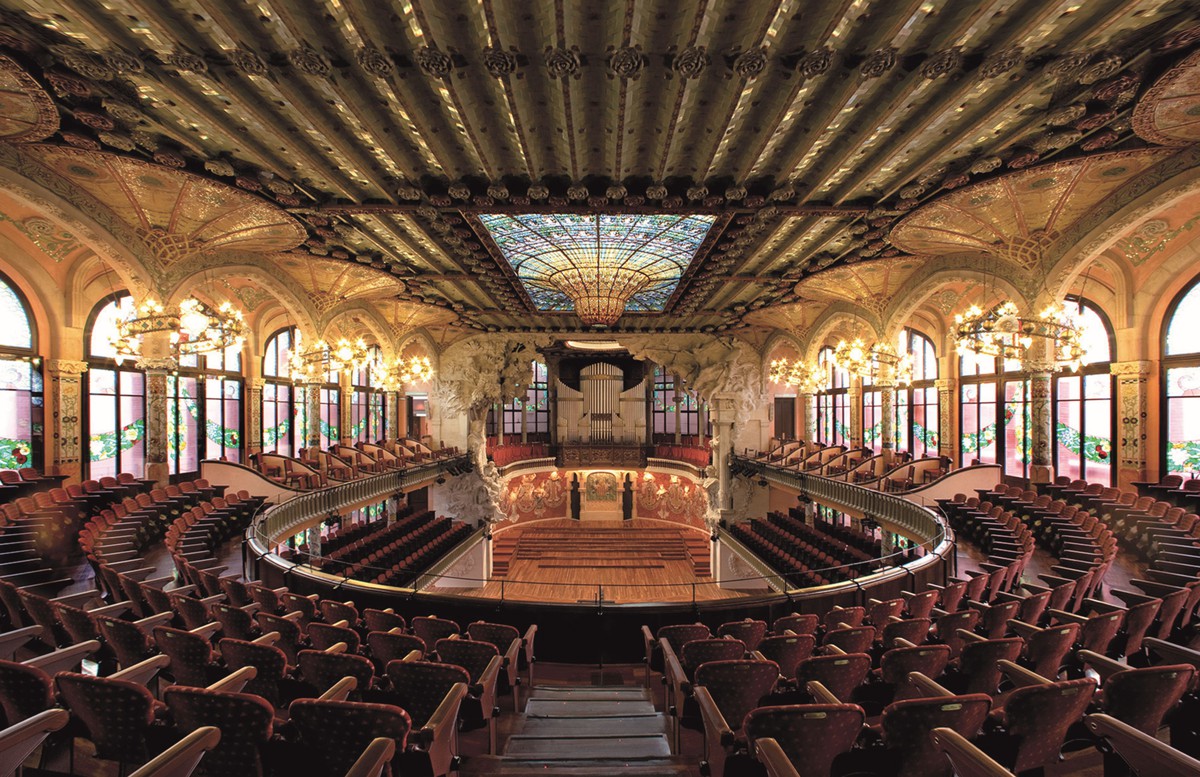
[463,685,694,776]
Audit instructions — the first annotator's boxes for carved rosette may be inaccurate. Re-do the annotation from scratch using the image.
[46,359,87,472]
[1110,361,1151,486]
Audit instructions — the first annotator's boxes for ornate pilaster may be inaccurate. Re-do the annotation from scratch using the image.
[137,332,174,486]
[800,392,816,442]
[879,382,896,464]
[247,378,264,456]
[305,385,321,449]
[1028,371,1054,483]
[338,372,353,445]
[46,359,87,481]
[1111,360,1153,489]
[849,381,863,450]
[711,393,737,515]
[935,378,956,463]
[386,391,400,440]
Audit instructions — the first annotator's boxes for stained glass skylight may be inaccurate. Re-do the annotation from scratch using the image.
[477,214,716,325]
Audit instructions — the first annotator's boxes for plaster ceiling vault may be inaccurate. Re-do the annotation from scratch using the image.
[0,1,1191,348]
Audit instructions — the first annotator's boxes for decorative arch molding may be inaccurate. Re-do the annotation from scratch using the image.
[760,331,806,364]
[396,330,442,363]
[162,258,318,336]
[1044,145,1200,298]
[319,302,397,358]
[803,303,883,362]
[882,262,1034,337]
[0,250,53,357]
[0,153,154,297]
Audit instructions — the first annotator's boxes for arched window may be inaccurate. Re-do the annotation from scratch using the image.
[894,328,939,458]
[816,346,850,447]
[1164,279,1200,475]
[651,364,699,444]
[0,273,42,471]
[85,295,145,478]
[261,327,306,457]
[350,345,387,444]
[1054,298,1114,484]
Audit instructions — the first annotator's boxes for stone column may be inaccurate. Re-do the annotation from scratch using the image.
[849,380,863,450]
[137,331,174,486]
[711,394,736,514]
[338,371,353,446]
[936,378,956,463]
[247,378,264,458]
[1028,371,1054,483]
[46,359,87,482]
[879,382,896,466]
[1111,360,1152,489]
[305,385,321,450]
[800,392,816,441]
[386,391,400,441]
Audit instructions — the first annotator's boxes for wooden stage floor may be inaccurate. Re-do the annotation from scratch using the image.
[428,519,749,604]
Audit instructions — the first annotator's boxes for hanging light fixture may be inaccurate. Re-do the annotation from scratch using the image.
[831,338,914,385]
[768,357,830,393]
[373,354,435,390]
[954,300,1085,372]
[111,297,246,366]
[288,336,372,385]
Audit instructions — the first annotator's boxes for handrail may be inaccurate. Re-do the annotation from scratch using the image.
[247,454,470,552]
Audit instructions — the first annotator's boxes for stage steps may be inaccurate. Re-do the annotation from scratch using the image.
[462,685,693,776]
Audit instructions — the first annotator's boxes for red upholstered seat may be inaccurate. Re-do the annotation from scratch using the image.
[796,653,872,702]
[742,703,864,777]
[0,660,54,726]
[55,672,161,765]
[153,626,222,688]
[717,619,768,651]
[307,622,360,654]
[681,639,747,680]
[879,693,993,777]
[756,635,815,679]
[363,608,405,634]
[772,613,819,636]
[298,650,376,700]
[367,631,426,670]
[218,638,290,708]
[411,616,461,646]
[163,685,274,777]
[289,698,411,777]
[984,677,1097,774]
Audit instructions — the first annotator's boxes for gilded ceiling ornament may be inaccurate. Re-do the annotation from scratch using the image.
[51,46,115,81]
[941,172,970,189]
[918,164,948,186]
[566,184,588,201]
[98,131,135,151]
[265,178,295,195]
[733,48,768,79]
[1046,51,1090,77]
[673,45,708,79]
[60,132,100,150]
[474,194,496,206]
[448,183,471,200]
[1047,129,1082,150]
[1075,110,1116,132]
[416,46,454,78]
[234,176,261,191]
[896,197,919,211]
[968,156,1003,175]
[228,48,267,76]
[899,182,926,199]
[724,186,747,201]
[605,184,627,200]
[686,185,708,200]
[921,47,961,79]
[1093,72,1140,102]
[204,158,235,177]
[860,48,896,78]
[526,183,549,200]
[152,149,186,168]
[1078,53,1123,84]
[544,46,581,79]
[46,72,91,97]
[1046,103,1086,126]
[482,47,518,77]
[770,184,795,201]
[102,99,142,123]
[980,47,1023,78]
[131,130,158,150]
[646,183,668,200]
[1007,148,1040,168]
[1157,24,1200,52]
[397,185,422,201]
[103,50,144,75]
[609,46,645,79]
[166,50,207,74]
[288,47,331,77]
[429,194,451,206]
[73,109,113,131]
[486,184,509,200]
[797,48,833,79]
[1081,130,1119,151]
[357,46,394,77]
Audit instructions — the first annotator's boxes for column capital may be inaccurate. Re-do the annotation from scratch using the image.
[1110,360,1154,377]
[45,359,88,375]
[137,355,177,372]
[935,378,956,391]
[249,377,266,390]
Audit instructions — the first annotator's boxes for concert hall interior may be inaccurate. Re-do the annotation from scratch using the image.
[0,1,1199,776]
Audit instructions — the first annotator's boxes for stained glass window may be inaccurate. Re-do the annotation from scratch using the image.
[89,296,135,360]
[477,214,715,313]
[652,365,700,442]
[895,328,939,458]
[1167,282,1200,356]
[0,277,32,350]
[1054,298,1113,484]
[816,347,849,447]
[87,295,144,477]
[262,327,303,456]
[1165,277,1200,474]
[0,275,40,470]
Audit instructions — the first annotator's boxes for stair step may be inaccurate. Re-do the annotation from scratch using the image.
[519,715,669,738]
[530,687,650,701]
[525,699,657,718]
[505,735,671,759]
[461,756,695,776]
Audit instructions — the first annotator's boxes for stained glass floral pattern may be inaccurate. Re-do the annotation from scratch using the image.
[478,213,715,313]
[0,279,31,349]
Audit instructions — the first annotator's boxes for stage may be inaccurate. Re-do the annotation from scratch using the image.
[428,519,747,604]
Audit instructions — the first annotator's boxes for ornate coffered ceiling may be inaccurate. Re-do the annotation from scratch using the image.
[0,1,1193,345]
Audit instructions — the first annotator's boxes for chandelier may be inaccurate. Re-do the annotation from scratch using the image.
[831,339,913,385]
[112,298,246,366]
[954,300,1085,372]
[768,358,830,394]
[373,355,435,390]
[288,337,372,385]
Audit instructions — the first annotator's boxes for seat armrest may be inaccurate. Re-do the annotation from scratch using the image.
[821,644,847,656]
[1007,619,1040,640]
[1144,638,1200,669]
[207,665,257,693]
[22,640,101,674]
[317,676,357,702]
[0,625,42,658]
[1048,608,1088,625]
[139,576,176,590]
[86,601,133,618]
[130,726,221,777]
[1085,713,1200,777]
[51,591,102,608]
[164,585,199,597]
[135,612,175,629]
[695,685,735,749]
[955,629,986,644]
[755,737,802,777]
[1082,598,1124,615]
[197,594,225,607]
[1078,650,1130,682]
[401,649,423,663]
[418,681,467,751]
[323,642,348,654]
[998,659,1053,688]
[908,671,956,698]
[805,680,842,705]
[111,654,171,686]
[929,727,1013,777]
[344,737,396,777]
[189,622,222,641]
[252,632,281,646]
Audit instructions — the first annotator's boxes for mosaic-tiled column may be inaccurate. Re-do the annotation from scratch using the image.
[386,391,399,441]
[800,392,816,441]
[138,332,173,486]
[936,378,956,463]
[1028,371,1054,483]
[339,371,353,446]
[849,381,863,450]
[879,383,896,464]
[45,359,87,481]
[305,385,321,450]
[1111,360,1152,489]
[247,378,264,457]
